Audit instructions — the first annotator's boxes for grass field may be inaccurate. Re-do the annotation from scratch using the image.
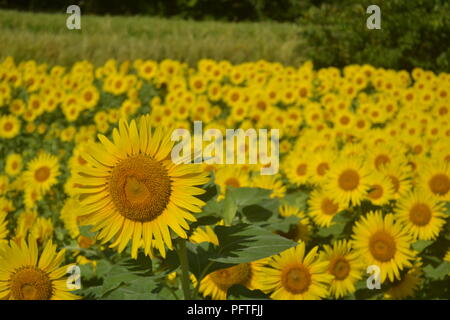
[0,9,304,67]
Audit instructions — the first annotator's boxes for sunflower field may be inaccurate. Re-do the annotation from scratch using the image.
[0,56,450,301]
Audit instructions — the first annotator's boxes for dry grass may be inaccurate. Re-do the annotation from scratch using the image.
[0,9,304,67]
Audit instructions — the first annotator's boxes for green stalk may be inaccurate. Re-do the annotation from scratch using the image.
[177,238,191,300]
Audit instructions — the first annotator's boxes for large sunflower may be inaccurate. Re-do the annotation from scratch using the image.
[0,238,79,300]
[23,152,60,195]
[395,191,446,240]
[319,240,363,299]
[256,242,332,300]
[352,211,415,283]
[72,115,209,258]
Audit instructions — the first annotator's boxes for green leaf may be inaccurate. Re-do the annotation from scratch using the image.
[78,286,103,299]
[211,224,297,264]
[79,225,98,238]
[423,261,450,281]
[95,260,113,278]
[412,240,433,252]
[316,221,346,238]
[185,242,230,279]
[198,196,223,219]
[260,215,299,233]
[282,191,309,211]
[102,278,161,300]
[223,191,238,225]
[79,263,97,281]
[228,187,272,208]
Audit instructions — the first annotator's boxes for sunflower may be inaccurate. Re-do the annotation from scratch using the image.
[284,153,311,186]
[23,152,60,195]
[5,153,23,177]
[319,240,364,299]
[72,115,209,259]
[384,258,423,300]
[0,237,79,300]
[324,157,371,207]
[395,191,446,240]
[308,189,344,227]
[418,161,450,201]
[352,211,415,283]
[365,172,396,206]
[0,115,21,139]
[256,243,332,300]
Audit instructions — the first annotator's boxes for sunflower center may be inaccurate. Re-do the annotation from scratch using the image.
[209,264,251,291]
[338,169,360,191]
[409,203,432,226]
[375,155,390,170]
[282,265,311,294]
[109,155,171,222]
[429,174,450,196]
[4,122,13,131]
[34,166,50,182]
[321,198,339,215]
[317,162,330,176]
[10,266,53,300]
[329,258,350,280]
[369,231,396,262]
[225,178,240,188]
[368,184,383,200]
[296,164,307,176]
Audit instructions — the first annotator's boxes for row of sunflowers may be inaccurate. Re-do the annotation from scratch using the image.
[0,56,449,300]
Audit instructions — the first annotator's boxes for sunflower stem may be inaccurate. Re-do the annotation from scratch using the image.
[177,238,191,300]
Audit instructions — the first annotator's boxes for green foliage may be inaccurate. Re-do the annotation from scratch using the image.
[211,224,297,264]
[298,0,450,72]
